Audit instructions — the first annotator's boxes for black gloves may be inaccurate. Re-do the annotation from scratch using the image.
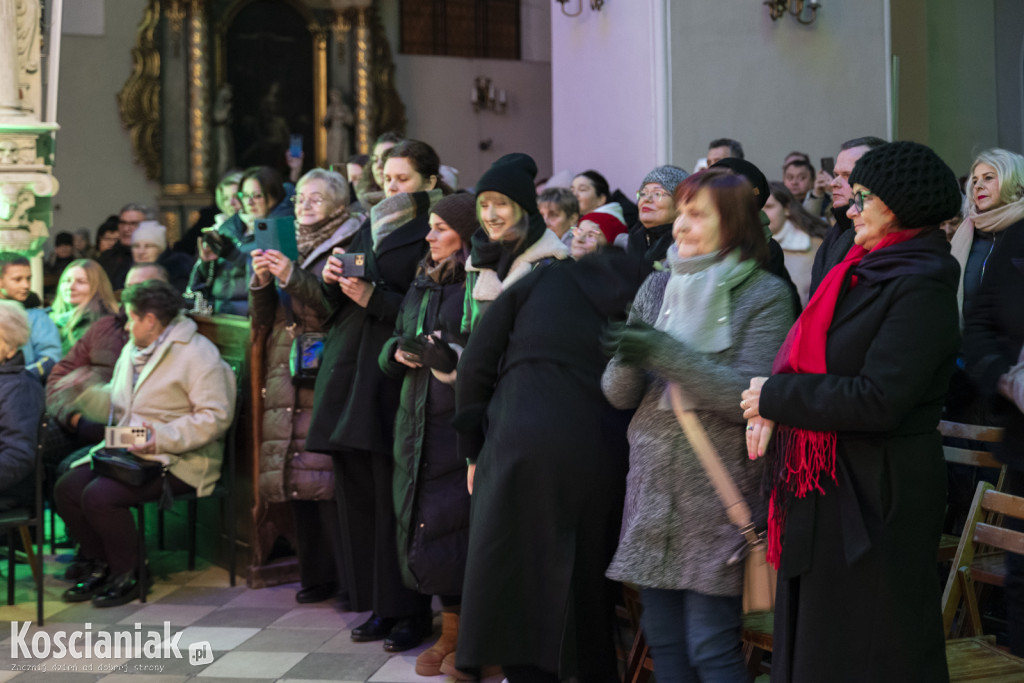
[608,320,671,367]
[399,334,458,373]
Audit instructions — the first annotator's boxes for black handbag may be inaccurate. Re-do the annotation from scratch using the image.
[91,448,165,487]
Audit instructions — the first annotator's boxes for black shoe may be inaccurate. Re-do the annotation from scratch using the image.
[91,571,150,608]
[351,613,398,642]
[383,613,434,652]
[296,583,338,604]
[62,550,93,582]
[61,563,110,603]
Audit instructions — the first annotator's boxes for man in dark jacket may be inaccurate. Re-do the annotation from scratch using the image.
[98,203,155,290]
[808,136,887,295]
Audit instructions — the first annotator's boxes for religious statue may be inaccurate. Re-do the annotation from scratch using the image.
[212,84,235,181]
[323,88,354,168]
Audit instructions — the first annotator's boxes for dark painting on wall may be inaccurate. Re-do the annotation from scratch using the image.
[225,0,314,176]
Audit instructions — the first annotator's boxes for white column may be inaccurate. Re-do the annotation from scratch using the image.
[0,0,21,116]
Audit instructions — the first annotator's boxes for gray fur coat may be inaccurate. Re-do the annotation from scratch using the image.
[602,267,794,595]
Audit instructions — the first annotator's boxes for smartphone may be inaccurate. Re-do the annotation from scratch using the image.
[337,252,366,278]
[289,134,303,158]
[254,216,299,261]
[105,426,149,448]
[820,157,835,176]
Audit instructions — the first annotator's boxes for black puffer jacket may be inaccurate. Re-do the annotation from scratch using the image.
[0,351,45,509]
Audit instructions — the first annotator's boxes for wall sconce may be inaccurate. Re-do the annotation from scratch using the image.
[765,0,820,25]
[556,0,604,18]
[471,77,507,114]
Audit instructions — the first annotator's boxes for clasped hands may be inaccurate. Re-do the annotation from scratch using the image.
[742,377,774,460]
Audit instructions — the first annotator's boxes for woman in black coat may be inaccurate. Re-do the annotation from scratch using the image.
[454,252,650,683]
[0,301,45,511]
[377,193,477,677]
[308,140,450,653]
[742,142,963,683]
[964,220,1024,656]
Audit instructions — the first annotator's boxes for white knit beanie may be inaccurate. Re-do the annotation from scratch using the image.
[131,220,167,251]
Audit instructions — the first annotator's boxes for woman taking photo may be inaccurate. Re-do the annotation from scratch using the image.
[602,168,794,683]
[50,259,119,354]
[463,153,568,334]
[188,165,293,314]
[309,139,448,652]
[627,165,689,265]
[763,182,828,307]
[249,168,362,605]
[950,148,1024,319]
[377,193,476,676]
[742,142,963,682]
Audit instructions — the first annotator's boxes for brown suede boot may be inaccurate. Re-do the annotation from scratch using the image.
[415,610,458,676]
[439,652,502,681]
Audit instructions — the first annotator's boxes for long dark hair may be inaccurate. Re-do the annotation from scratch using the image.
[768,182,829,239]
[675,168,769,265]
[239,166,286,210]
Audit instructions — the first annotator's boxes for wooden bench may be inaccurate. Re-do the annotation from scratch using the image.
[937,421,1005,561]
[947,636,1024,681]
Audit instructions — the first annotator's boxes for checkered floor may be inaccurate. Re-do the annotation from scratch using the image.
[0,548,497,683]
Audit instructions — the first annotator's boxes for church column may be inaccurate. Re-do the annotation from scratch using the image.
[355,8,370,154]
[189,0,210,193]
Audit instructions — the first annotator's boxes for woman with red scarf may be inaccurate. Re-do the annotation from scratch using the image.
[741,142,963,683]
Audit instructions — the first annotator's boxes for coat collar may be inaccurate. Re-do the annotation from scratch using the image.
[301,215,364,269]
[467,228,568,301]
[133,315,197,391]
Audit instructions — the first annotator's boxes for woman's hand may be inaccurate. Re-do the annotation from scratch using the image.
[197,237,218,263]
[127,422,157,456]
[340,276,374,308]
[467,463,476,495]
[746,416,775,460]
[262,248,293,283]
[741,376,768,419]
[322,248,345,285]
[394,346,422,368]
[251,249,273,286]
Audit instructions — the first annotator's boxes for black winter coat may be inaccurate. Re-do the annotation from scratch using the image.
[964,219,1024,470]
[306,215,430,455]
[454,253,650,678]
[760,231,959,683]
[378,268,468,595]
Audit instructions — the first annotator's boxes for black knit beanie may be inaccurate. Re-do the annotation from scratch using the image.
[475,153,539,215]
[710,157,770,208]
[431,192,478,245]
[848,141,961,228]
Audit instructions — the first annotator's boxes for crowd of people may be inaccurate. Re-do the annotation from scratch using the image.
[1,130,1023,683]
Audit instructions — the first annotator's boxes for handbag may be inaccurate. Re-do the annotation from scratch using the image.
[280,290,325,383]
[91,448,165,487]
[668,384,777,613]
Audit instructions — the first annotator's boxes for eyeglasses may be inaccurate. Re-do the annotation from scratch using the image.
[637,189,670,202]
[850,189,874,213]
[119,220,141,227]
[291,193,326,207]
[237,192,265,202]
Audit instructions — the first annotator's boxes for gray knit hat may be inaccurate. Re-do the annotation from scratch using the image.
[431,193,478,245]
[848,141,961,228]
[639,165,690,197]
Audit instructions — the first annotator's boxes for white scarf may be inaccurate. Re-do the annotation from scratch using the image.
[773,220,812,252]
[950,196,1024,325]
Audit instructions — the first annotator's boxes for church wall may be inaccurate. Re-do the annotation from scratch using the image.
[994,0,1024,155]
[383,0,554,189]
[53,0,161,234]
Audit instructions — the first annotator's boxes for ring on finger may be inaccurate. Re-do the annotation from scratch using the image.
[746,425,755,431]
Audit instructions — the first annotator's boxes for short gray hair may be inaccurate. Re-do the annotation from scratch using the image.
[297,168,349,208]
[119,203,156,220]
[0,300,30,350]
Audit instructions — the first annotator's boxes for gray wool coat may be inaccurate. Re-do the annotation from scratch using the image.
[602,267,794,595]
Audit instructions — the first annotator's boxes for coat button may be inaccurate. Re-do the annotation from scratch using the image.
[293,452,299,458]
[286,407,292,413]
[718,316,727,323]
[291,491,299,497]
[419,523,425,528]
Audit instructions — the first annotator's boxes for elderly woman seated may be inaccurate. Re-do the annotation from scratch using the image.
[131,221,193,293]
[0,300,45,511]
[54,280,236,607]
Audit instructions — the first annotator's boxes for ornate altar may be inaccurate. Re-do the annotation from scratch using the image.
[118,0,406,247]
[0,0,59,298]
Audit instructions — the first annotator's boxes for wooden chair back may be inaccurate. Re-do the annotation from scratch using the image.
[941,481,1024,638]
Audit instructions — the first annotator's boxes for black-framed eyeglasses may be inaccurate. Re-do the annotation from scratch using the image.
[851,189,873,213]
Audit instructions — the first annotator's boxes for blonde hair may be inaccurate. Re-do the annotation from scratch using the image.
[0,299,30,350]
[52,259,119,328]
[964,148,1024,216]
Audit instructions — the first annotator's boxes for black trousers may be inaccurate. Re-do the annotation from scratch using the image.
[55,464,192,573]
[291,498,346,592]
[332,449,431,617]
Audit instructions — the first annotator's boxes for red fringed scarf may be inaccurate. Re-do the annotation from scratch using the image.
[765,228,923,568]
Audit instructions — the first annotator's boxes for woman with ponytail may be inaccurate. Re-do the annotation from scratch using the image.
[742,142,963,683]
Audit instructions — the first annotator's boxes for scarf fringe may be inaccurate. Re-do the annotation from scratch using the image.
[765,424,837,569]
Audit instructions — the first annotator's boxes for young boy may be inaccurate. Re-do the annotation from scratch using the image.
[0,252,61,380]
[538,187,580,249]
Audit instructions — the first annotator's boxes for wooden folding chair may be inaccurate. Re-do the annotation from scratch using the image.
[941,481,1024,639]
[937,421,1005,561]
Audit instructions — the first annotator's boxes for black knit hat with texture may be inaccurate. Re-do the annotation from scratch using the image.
[848,141,961,228]
[430,192,478,245]
[710,157,770,208]
[475,153,539,215]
